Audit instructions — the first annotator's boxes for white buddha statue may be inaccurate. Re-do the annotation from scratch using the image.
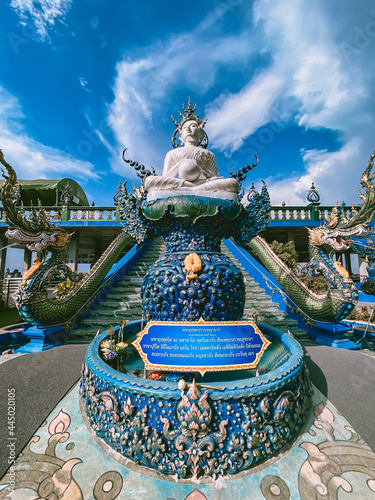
[145,100,239,202]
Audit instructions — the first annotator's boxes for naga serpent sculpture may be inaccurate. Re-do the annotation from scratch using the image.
[0,150,135,327]
[248,149,375,322]
[332,150,375,296]
[1,146,374,328]
[248,234,358,322]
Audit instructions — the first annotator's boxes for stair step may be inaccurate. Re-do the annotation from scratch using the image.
[121,275,145,281]
[244,305,281,314]
[107,284,141,292]
[69,238,165,341]
[89,307,142,317]
[106,288,141,295]
[244,294,272,302]
[223,242,310,339]
[261,318,299,328]
[69,239,310,341]
[99,299,140,307]
[80,315,140,327]
[114,279,143,286]
[288,329,309,339]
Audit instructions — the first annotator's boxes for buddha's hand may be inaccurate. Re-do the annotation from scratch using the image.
[178,159,201,182]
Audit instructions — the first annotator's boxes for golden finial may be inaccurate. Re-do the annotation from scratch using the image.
[171,114,179,127]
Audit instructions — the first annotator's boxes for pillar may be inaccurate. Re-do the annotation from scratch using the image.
[0,236,7,280]
[287,230,295,245]
[343,251,353,275]
[67,233,79,271]
[94,238,103,263]
[23,248,32,275]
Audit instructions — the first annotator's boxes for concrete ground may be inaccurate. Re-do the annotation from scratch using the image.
[302,340,375,452]
[0,340,374,498]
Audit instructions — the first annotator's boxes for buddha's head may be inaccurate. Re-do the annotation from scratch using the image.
[179,120,204,146]
[171,98,208,149]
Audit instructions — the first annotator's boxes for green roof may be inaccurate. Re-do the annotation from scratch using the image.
[0,178,89,206]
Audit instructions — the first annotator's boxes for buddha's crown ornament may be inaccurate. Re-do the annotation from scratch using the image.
[171,97,208,148]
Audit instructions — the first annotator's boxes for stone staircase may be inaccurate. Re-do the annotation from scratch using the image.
[222,243,309,339]
[68,238,166,341]
[68,238,308,341]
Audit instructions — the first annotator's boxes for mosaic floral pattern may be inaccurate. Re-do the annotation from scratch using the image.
[1,390,375,499]
[80,358,312,480]
[141,252,245,321]
[260,402,375,500]
[0,409,124,500]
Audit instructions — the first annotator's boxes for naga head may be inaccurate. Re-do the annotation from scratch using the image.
[0,150,72,252]
[309,149,375,252]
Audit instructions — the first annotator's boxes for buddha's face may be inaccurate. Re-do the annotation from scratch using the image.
[180,120,201,146]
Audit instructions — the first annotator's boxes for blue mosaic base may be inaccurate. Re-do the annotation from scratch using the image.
[79,325,312,480]
[2,384,375,499]
[141,252,245,321]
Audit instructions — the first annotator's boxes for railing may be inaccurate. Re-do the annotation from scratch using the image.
[0,206,119,223]
[67,207,118,222]
[2,277,22,307]
[268,207,312,221]
[0,204,361,224]
[266,204,359,222]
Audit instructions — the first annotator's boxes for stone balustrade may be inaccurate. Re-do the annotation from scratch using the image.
[0,204,361,225]
[0,206,120,224]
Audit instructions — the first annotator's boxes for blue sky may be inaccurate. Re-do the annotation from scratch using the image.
[1,0,375,207]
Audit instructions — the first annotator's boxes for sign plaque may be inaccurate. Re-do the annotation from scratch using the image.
[133,318,271,375]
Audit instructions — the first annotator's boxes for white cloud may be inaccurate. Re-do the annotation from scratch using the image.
[0,86,99,182]
[89,16,99,30]
[264,140,364,206]
[79,77,92,93]
[107,11,258,175]
[208,0,367,146]
[206,70,286,152]
[230,0,375,205]
[10,0,72,41]
[106,0,375,204]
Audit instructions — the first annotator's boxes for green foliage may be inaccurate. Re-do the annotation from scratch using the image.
[0,308,23,327]
[269,240,299,271]
[299,274,329,294]
[347,305,373,322]
[269,240,329,293]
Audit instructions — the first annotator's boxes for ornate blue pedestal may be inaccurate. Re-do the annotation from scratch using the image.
[80,321,312,480]
[14,324,63,353]
[309,321,361,350]
[142,252,245,322]
[140,196,249,322]
[80,193,312,480]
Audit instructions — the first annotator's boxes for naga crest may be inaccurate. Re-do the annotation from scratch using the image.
[309,149,375,252]
[0,150,72,251]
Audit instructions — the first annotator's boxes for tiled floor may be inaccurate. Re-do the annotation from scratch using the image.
[1,383,374,500]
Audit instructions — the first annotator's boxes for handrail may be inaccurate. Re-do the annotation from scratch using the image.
[0,203,362,224]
